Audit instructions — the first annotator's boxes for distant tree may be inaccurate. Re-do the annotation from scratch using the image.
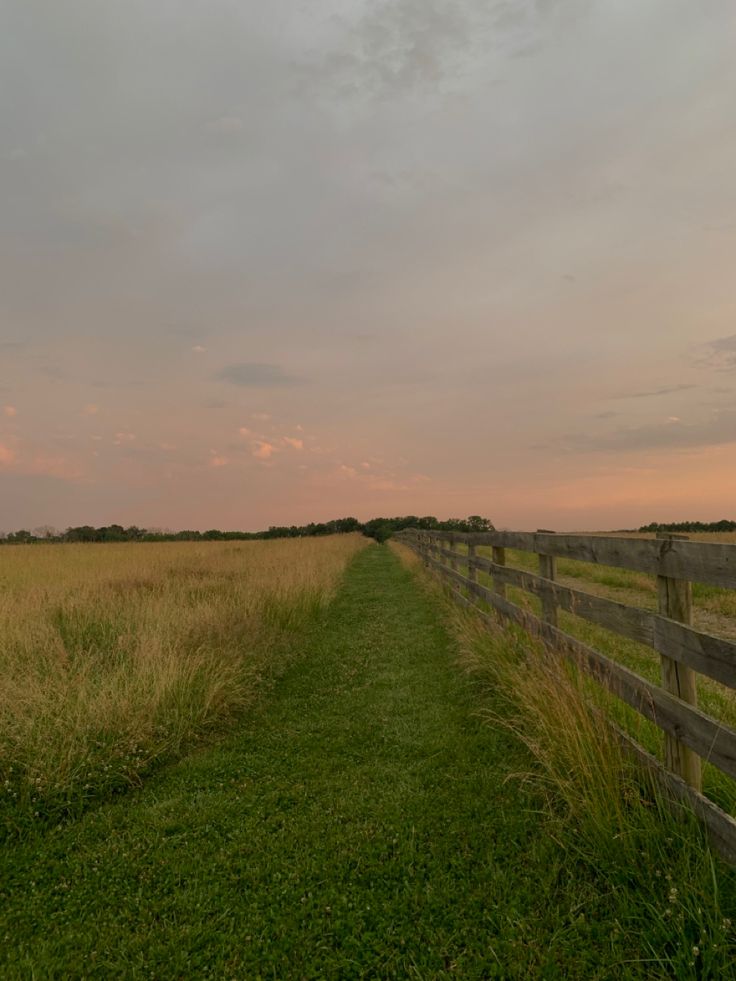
[0,512,498,546]
[64,525,98,542]
[466,515,494,532]
[639,519,736,534]
[7,529,33,543]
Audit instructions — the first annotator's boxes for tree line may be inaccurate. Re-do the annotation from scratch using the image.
[0,515,494,545]
[638,520,736,534]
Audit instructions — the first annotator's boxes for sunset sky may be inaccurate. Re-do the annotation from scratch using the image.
[2,1,736,533]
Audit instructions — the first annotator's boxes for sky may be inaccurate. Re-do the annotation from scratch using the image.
[2,0,736,533]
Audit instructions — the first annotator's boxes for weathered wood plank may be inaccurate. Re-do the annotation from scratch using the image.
[468,542,477,584]
[402,528,736,589]
[530,534,736,588]
[537,531,558,628]
[653,619,736,689]
[448,534,459,573]
[491,545,507,601]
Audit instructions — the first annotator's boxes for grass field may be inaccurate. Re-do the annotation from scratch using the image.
[2,537,736,977]
[0,535,367,835]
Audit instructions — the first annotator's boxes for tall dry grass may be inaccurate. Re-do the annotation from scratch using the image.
[1,535,367,833]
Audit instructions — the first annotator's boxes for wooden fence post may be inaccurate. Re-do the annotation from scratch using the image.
[448,533,458,572]
[657,532,702,791]
[537,529,558,628]
[491,546,507,600]
[468,541,477,583]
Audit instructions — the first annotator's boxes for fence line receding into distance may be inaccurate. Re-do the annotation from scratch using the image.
[396,528,736,864]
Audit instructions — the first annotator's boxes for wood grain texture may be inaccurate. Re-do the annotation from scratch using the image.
[398,529,736,588]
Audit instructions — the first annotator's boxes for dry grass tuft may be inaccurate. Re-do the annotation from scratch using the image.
[447,605,652,855]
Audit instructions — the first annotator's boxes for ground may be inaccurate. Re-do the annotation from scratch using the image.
[0,545,710,978]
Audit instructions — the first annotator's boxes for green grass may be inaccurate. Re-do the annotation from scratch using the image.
[2,545,735,978]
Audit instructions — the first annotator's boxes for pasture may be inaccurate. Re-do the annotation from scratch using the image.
[1,535,736,978]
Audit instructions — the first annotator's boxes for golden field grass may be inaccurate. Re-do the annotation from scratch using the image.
[0,534,367,834]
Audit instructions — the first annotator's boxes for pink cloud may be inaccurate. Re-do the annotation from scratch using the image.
[3,405,17,418]
[283,437,303,450]
[0,442,16,465]
[252,441,276,460]
[113,432,136,445]
[28,454,83,481]
[209,454,229,468]
[192,345,206,353]
[238,426,252,437]
[369,477,410,492]
[82,404,99,416]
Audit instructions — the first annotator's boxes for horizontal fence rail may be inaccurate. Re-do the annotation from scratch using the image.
[396,527,736,864]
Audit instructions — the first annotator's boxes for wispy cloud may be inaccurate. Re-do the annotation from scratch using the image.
[563,410,736,454]
[699,334,736,370]
[298,0,555,103]
[3,405,17,417]
[612,384,696,400]
[282,436,303,450]
[113,432,136,445]
[216,363,303,387]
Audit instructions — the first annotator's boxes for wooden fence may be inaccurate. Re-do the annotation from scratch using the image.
[396,528,736,864]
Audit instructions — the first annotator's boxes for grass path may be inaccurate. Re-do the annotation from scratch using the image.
[2,545,639,979]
